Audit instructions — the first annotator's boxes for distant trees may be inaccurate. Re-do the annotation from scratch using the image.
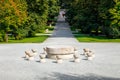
[26,0,49,37]
[108,0,120,38]
[26,0,60,36]
[0,0,60,42]
[1,0,119,42]
[48,0,60,21]
[64,0,120,38]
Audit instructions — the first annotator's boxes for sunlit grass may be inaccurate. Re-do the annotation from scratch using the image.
[0,35,49,43]
[75,34,120,42]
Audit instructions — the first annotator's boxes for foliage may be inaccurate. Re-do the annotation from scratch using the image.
[64,0,120,39]
[0,0,28,42]
[48,0,60,18]
[47,0,60,26]
[108,1,120,38]
[26,0,49,36]
[0,0,60,42]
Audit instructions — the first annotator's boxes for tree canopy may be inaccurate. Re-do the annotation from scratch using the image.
[64,0,120,38]
[0,0,28,41]
[0,0,60,42]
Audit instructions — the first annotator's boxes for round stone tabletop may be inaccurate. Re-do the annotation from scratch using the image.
[45,45,75,55]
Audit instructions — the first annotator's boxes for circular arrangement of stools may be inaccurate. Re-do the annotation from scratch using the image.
[24,46,95,63]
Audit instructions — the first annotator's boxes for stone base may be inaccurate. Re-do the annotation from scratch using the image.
[29,57,34,61]
[87,57,93,60]
[57,59,63,63]
[47,54,74,59]
[40,59,46,63]
[74,58,80,63]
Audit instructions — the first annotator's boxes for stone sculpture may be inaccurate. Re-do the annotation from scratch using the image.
[25,51,35,60]
[39,53,46,63]
[83,48,95,60]
[44,45,76,59]
[31,49,37,56]
[73,54,80,63]
[56,55,63,63]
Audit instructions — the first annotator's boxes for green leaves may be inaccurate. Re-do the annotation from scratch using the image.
[64,0,120,38]
[48,0,60,25]
[0,0,59,42]
[108,1,120,38]
[0,0,28,41]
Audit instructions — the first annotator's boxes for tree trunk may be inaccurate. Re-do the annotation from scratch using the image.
[5,32,8,42]
[95,26,99,36]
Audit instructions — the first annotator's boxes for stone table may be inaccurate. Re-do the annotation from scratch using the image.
[44,45,77,59]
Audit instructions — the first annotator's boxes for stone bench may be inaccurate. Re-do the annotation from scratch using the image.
[44,45,77,59]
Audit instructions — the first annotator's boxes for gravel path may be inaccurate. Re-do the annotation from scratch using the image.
[43,12,79,46]
[0,10,120,80]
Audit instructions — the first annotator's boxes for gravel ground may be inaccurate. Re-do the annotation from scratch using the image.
[0,43,120,80]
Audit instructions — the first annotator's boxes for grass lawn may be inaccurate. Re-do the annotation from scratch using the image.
[75,34,120,42]
[0,35,49,43]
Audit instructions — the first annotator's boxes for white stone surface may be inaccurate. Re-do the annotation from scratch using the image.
[47,54,74,59]
[0,43,120,80]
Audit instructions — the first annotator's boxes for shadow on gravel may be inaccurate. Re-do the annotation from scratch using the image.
[39,72,120,80]
[22,56,29,61]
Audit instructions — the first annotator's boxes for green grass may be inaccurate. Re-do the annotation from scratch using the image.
[0,35,49,43]
[75,34,120,42]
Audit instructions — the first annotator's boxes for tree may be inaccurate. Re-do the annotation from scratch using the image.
[108,0,120,38]
[26,0,49,36]
[0,0,28,41]
[47,0,60,26]
[65,0,120,38]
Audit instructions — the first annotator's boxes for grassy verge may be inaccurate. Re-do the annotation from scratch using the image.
[0,26,54,43]
[75,34,120,42]
[0,35,49,43]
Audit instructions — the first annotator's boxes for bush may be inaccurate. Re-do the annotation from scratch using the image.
[70,26,76,31]
[107,28,120,39]
[0,31,6,42]
[27,30,36,37]
[39,30,45,33]
[13,29,28,40]
[0,34,3,42]
[45,26,54,30]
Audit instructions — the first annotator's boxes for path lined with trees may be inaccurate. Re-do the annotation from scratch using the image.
[43,9,79,45]
[0,0,120,43]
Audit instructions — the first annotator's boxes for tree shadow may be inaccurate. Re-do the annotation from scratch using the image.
[39,72,120,80]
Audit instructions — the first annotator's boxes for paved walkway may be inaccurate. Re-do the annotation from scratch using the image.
[0,10,120,80]
[43,12,79,46]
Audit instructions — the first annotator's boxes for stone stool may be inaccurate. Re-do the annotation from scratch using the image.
[83,48,90,56]
[31,49,37,56]
[25,51,35,60]
[73,54,80,63]
[39,53,46,63]
[56,56,63,63]
[86,51,95,60]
